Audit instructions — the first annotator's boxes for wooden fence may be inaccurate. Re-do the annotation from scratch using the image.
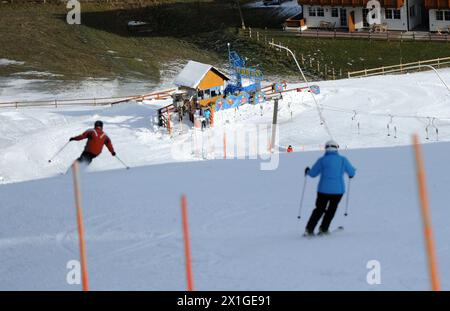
[242,28,450,81]
[347,57,450,78]
[0,89,175,109]
[242,28,344,81]
[282,28,450,42]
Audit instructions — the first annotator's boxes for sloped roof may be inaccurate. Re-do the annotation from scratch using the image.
[174,60,229,89]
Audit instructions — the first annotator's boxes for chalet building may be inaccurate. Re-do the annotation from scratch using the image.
[174,61,230,107]
[426,0,450,32]
[298,0,425,32]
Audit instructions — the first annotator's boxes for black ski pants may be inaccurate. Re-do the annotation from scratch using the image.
[77,151,97,165]
[306,192,343,233]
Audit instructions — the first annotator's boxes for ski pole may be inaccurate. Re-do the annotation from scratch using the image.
[297,176,308,219]
[48,141,70,163]
[115,155,130,170]
[344,178,351,216]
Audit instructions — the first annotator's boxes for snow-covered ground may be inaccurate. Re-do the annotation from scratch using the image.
[0,142,449,290]
[0,58,25,66]
[244,0,302,17]
[0,69,449,290]
[0,69,449,184]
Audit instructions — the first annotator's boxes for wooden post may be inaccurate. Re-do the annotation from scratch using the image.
[181,195,194,291]
[71,162,89,292]
[249,27,252,38]
[332,68,336,80]
[412,135,441,291]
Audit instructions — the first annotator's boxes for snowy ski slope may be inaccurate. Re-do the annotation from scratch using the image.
[0,69,449,290]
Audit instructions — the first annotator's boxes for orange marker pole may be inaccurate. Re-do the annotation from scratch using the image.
[223,131,227,160]
[71,162,89,291]
[168,111,172,136]
[181,195,194,291]
[413,134,440,291]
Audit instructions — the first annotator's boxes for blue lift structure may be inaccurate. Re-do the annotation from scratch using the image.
[225,45,264,95]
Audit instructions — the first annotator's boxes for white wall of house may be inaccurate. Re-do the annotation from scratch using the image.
[302,5,341,28]
[429,9,450,32]
[303,5,410,31]
[379,7,408,30]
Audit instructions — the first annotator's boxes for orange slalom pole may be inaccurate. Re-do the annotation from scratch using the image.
[412,134,440,291]
[223,131,227,160]
[71,161,89,291]
[181,195,194,291]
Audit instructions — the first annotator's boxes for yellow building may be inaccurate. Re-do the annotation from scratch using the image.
[174,60,230,107]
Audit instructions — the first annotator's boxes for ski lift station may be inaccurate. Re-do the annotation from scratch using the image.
[174,60,230,108]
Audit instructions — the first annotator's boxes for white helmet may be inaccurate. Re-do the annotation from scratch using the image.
[325,140,339,151]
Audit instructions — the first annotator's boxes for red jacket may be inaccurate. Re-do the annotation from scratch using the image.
[72,128,115,156]
[287,146,293,153]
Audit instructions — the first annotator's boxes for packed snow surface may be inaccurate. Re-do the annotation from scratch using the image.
[0,69,449,290]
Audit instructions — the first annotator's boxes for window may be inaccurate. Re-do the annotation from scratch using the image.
[317,7,325,17]
[362,8,369,27]
[445,10,450,21]
[409,5,415,18]
[308,7,316,17]
[436,10,443,21]
[385,9,393,19]
[340,8,347,26]
[385,9,401,20]
[331,8,339,18]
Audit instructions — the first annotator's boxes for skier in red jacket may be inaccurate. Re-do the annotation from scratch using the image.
[70,120,116,165]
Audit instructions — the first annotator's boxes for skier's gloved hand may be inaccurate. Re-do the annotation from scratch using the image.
[349,175,354,179]
[304,167,310,176]
[111,152,116,156]
[69,137,75,142]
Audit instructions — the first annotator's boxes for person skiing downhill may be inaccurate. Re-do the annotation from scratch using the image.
[304,140,356,236]
[69,120,116,165]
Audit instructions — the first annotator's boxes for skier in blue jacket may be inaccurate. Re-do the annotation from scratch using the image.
[304,140,356,236]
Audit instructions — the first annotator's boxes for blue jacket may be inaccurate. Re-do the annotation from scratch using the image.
[204,110,211,119]
[307,151,356,195]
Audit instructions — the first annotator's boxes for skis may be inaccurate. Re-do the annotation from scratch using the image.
[302,226,344,238]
